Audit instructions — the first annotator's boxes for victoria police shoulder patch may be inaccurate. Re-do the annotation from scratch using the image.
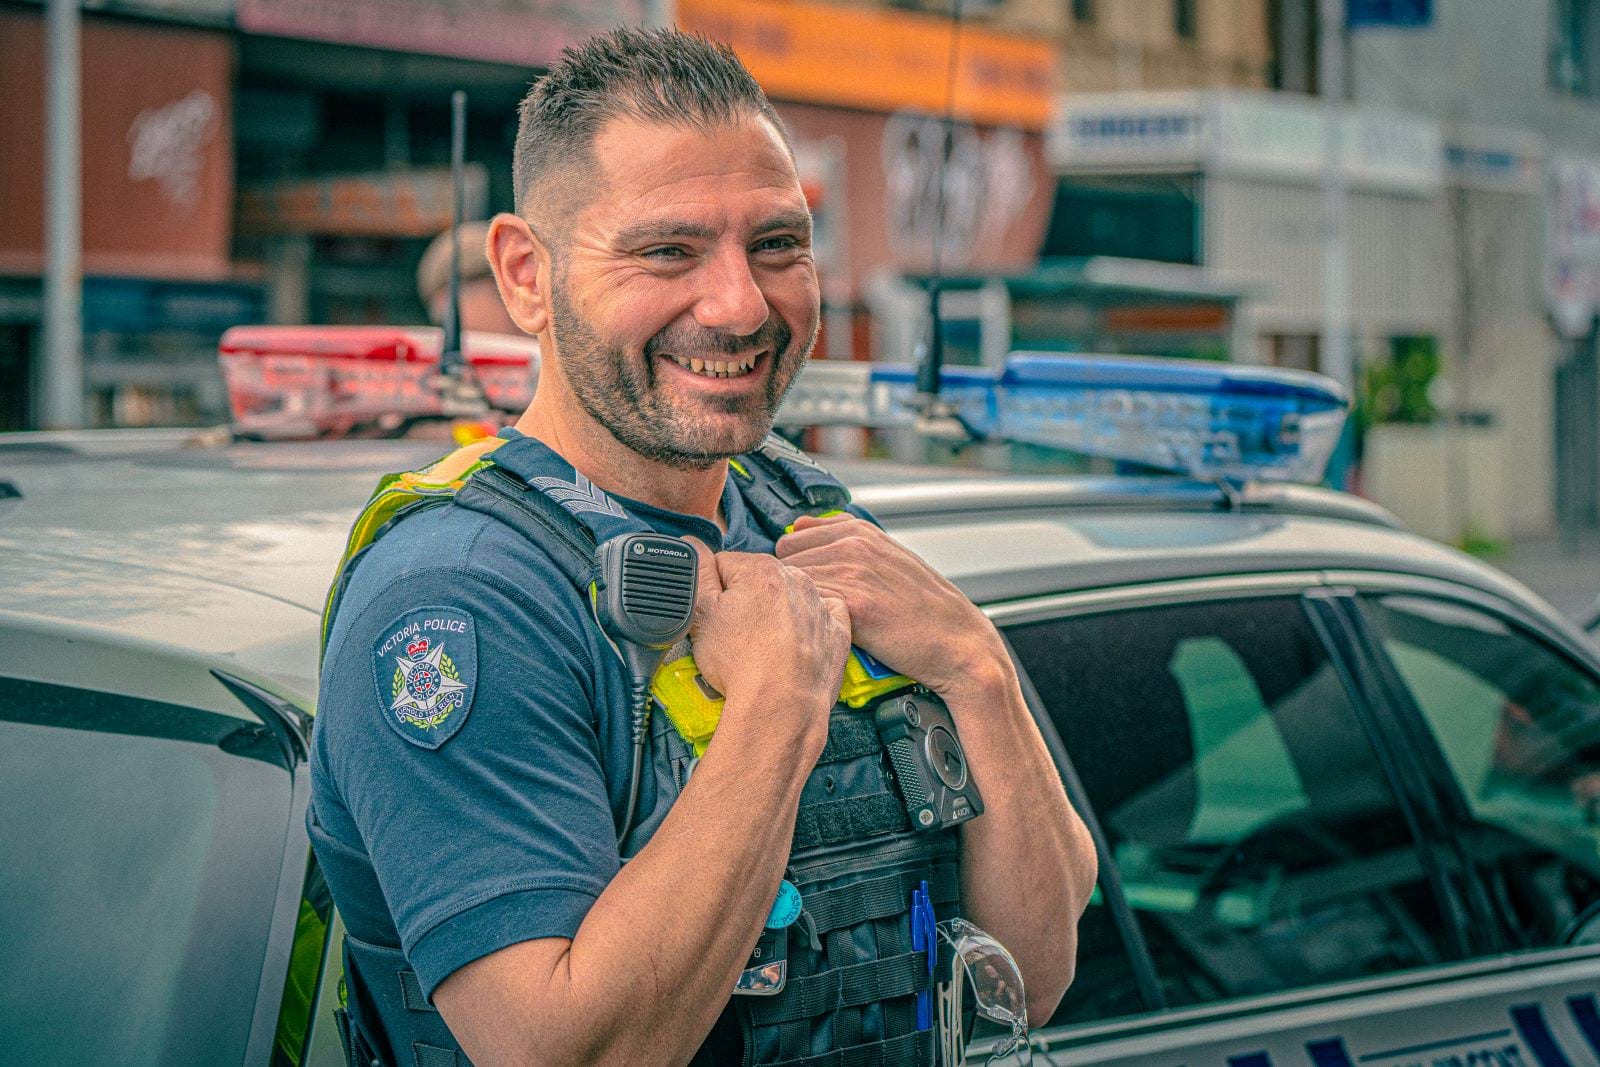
[371,606,478,750]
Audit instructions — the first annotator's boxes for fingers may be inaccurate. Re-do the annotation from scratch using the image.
[714,550,784,586]
[772,545,851,571]
[683,536,722,592]
[776,516,880,558]
[773,557,854,604]
[683,536,722,633]
[790,512,855,532]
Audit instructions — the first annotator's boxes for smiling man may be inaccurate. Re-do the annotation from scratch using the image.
[309,28,1093,1067]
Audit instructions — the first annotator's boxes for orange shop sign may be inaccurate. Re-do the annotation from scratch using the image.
[678,0,1055,130]
[237,165,488,238]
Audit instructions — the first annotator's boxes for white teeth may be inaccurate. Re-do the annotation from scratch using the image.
[667,353,761,378]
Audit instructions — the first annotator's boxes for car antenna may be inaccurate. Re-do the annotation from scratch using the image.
[913,0,982,442]
[437,89,489,417]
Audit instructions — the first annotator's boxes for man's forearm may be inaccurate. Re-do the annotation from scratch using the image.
[438,705,810,1066]
[942,649,1097,1023]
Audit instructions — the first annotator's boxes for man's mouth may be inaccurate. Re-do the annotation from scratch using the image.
[664,352,762,379]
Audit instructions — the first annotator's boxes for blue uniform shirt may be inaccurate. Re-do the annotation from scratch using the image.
[309,433,787,998]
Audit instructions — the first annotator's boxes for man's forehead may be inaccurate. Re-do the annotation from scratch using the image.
[580,114,805,235]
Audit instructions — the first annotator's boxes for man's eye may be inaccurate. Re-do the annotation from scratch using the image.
[755,236,801,252]
[642,246,689,260]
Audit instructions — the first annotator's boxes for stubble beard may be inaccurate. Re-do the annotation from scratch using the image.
[547,284,815,471]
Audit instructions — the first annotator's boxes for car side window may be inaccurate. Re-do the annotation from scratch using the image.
[1362,594,1600,947]
[0,676,295,1066]
[1006,595,1458,1025]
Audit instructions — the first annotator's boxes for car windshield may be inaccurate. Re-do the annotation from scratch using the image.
[0,677,294,1065]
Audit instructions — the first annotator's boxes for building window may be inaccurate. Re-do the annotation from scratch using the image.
[1072,0,1096,24]
[1042,176,1202,266]
[1175,0,1198,40]
[1552,0,1600,96]
[1266,333,1320,373]
[1269,0,1319,93]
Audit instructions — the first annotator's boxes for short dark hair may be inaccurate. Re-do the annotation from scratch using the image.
[512,27,788,222]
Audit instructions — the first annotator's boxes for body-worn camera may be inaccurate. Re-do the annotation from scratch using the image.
[874,687,983,832]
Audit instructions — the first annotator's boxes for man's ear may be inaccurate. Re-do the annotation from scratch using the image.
[486,212,552,336]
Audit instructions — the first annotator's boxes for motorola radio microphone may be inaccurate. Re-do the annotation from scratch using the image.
[594,533,699,839]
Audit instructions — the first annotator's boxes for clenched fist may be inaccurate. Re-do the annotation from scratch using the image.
[684,538,852,757]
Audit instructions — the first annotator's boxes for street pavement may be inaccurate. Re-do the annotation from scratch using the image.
[1501,531,1600,626]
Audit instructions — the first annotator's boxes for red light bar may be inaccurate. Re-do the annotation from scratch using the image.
[219,325,537,366]
[219,325,540,439]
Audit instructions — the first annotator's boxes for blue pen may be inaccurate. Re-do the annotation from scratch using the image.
[911,880,935,1030]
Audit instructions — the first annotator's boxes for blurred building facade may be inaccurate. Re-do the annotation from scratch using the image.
[0,4,244,429]
[1045,1,1600,541]
[24,0,1583,547]
[0,0,643,431]
[4,0,1269,431]
[1346,1,1600,538]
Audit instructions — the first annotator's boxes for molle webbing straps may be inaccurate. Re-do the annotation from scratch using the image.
[397,970,467,1067]
[792,716,909,852]
[732,434,854,539]
[748,944,956,1028]
[767,1028,934,1067]
[797,864,960,941]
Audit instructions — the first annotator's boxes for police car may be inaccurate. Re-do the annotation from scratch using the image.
[5,354,1600,1067]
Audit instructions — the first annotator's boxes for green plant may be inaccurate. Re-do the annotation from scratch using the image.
[1358,336,1440,431]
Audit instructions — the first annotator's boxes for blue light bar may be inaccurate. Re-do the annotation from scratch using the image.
[778,353,1349,484]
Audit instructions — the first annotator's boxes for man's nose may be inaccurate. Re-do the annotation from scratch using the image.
[693,246,769,337]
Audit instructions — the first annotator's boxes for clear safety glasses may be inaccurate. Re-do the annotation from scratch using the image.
[936,918,1032,1066]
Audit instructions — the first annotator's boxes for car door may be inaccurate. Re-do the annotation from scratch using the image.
[989,576,1600,1065]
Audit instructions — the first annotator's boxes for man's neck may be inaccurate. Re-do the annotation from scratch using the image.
[514,400,729,529]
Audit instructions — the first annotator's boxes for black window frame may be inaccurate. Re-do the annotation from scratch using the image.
[1342,577,1600,957]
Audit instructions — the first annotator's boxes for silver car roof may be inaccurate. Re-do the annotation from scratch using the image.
[0,431,1559,703]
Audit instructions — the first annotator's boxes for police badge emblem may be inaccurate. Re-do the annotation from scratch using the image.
[372,607,478,749]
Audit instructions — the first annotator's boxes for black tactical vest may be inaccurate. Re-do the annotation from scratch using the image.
[325,434,965,1067]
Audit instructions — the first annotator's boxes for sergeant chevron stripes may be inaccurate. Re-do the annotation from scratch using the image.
[528,471,629,519]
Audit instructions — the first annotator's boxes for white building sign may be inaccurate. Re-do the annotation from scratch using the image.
[1050,90,1443,196]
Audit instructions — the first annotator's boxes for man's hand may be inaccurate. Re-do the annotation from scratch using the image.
[436,545,853,1066]
[685,538,853,757]
[774,513,1002,697]
[777,512,1095,1023]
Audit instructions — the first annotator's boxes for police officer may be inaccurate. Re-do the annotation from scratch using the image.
[311,27,1095,1066]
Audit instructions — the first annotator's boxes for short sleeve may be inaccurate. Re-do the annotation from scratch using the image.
[314,564,619,997]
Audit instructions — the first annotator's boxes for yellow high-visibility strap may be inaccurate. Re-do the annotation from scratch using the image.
[320,436,511,652]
